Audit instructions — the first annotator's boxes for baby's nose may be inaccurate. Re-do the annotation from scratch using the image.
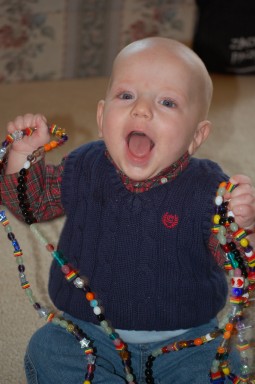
[131,98,152,119]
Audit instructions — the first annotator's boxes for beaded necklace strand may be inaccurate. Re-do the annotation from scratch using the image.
[210,182,255,383]
[1,127,255,383]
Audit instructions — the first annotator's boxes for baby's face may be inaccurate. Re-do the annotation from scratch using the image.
[97,43,210,181]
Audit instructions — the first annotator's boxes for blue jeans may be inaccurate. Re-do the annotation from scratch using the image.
[24,315,239,384]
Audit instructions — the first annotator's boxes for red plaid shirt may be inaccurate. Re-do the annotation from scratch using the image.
[0,152,225,266]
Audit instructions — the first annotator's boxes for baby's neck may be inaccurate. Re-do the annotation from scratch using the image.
[105,150,190,193]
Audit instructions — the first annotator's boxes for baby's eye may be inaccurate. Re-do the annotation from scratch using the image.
[160,99,176,108]
[118,92,133,100]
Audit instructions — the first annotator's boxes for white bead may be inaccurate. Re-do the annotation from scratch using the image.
[23,160,31,169]
[215,196,223,206]
[227,210,235,217]
[12,130,24,141]
[161,177,168,184]
[73,277,85,289]
[204,333,214,341]
[93,306,101,315]
[0,147,7,159]
[79,337,90,348]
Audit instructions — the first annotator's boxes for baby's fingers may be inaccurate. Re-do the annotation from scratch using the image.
[7,113,47,134]
[232,203,255,228]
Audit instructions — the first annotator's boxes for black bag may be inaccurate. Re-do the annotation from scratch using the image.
[193,0,255,74]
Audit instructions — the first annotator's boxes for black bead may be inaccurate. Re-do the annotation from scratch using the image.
[25,216,36,224]
[19,201,29,209]
[18,264,25,272]
[242,270,248,278]
[145,377,154,384]
[33,302,41,310]
[22,209,32,217]
[19,168,27,176]
[17,176,26,183]
[18,193,27,201]
[97,314,105,322]
[218,207,227,214]
[7,232,15,241]
[17,183,27,192]
[145,368,153,376]
[228,242,236,250]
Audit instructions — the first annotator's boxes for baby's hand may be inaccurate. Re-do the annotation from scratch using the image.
[5,113,51,175]
[225,174,255,231]
[7,113,50,154]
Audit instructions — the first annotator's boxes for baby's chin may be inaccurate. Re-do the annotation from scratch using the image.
[121,165,160,182]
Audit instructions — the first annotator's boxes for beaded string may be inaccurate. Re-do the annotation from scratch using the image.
[0,127,35,166]
[2,127,255,383]
[0,210,96,384]
[3,126,135,383]
[1,125,97,384]
[210,181,255,383]
[0,124,67,168]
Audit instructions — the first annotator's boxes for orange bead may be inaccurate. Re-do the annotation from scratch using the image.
[44,143,52,152]
[194,338,203,346]
[219,181,227,188]
[217,346,226,354]
[86,292,95,301]
[223,331,231,339]
[225,323,234,332]
[50,140,58,148]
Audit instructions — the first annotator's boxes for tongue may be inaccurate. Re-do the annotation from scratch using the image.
[128,134,152,158]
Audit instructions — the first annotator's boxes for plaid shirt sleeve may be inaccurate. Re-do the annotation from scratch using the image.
[1,156,65,222]
[208,233,226,268]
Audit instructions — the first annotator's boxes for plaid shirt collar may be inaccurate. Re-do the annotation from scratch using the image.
[105,150,190,193]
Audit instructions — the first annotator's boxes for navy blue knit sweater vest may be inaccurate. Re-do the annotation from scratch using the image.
[48,140,228,331]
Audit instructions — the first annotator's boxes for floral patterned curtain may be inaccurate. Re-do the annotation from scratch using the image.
[0,0,197,83]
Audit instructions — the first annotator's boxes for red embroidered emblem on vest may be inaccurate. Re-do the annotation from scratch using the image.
[162,213,179,229]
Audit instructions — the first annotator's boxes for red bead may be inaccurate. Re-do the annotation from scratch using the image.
[221,244,230,252]
[161,346,169,354]
[46,243,55,252]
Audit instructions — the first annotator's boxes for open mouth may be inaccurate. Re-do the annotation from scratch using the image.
[127,131,155,158]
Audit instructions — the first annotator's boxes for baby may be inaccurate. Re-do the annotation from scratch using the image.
[1,37,255,384]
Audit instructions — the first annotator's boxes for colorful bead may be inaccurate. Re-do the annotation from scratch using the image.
[226,182,236,192]
[86,292,95,301]
[233,229,247,241]
[65,270,78,282]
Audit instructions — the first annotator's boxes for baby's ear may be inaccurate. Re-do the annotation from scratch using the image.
[97,100,105,138]
[188,120,211,155]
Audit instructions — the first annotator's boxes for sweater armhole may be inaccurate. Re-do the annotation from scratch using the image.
[60,141,105,213]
